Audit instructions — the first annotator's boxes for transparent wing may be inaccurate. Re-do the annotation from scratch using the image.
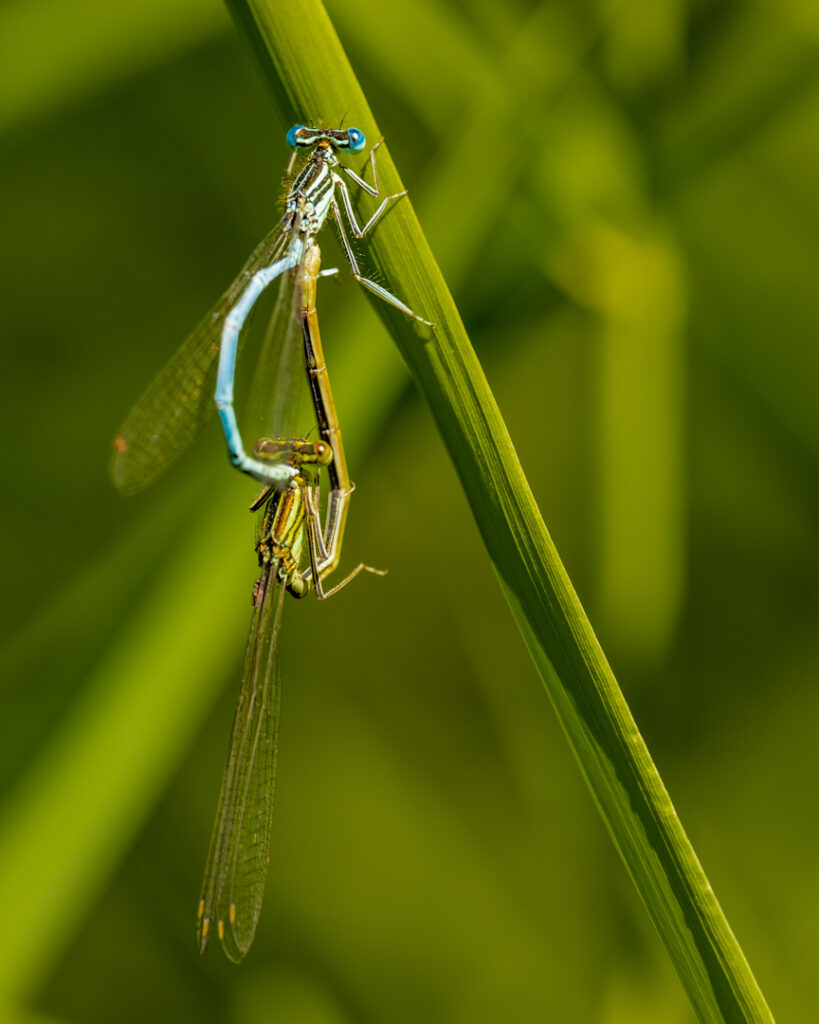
[109,226,287,495]
[197,561,285,962]
[244,261,308,445]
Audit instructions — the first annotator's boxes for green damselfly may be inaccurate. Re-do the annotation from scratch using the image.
[111,125,432,495]
[197,250,383,961]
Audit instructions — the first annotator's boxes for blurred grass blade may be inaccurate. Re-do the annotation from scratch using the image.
[0,0,229,137]
[0,481,251,1000]
[225,0,774,1020]
[341,0,689,667]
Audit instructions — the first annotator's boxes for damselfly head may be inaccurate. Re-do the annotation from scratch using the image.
[286,125,366,153]
[253,437,333,469]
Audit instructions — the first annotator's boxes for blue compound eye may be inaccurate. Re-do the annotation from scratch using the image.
[286,125,304,148]
[346,127,366,152]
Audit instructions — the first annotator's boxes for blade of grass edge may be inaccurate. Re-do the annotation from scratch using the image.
[225,1,775,1020]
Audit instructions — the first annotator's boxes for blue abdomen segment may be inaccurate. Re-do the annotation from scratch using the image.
[214,254,300,486]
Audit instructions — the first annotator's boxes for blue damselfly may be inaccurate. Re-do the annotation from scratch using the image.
[111,125,431,495]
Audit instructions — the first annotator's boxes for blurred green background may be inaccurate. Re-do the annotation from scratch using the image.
[1,0,817,1021]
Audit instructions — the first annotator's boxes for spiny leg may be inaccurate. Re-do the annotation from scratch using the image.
[331,203,435,326]
[320,562,388,601]
[334,172,405,238]
[339,136,385,197]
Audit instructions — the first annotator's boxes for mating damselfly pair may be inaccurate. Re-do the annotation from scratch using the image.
[111,125,431,961]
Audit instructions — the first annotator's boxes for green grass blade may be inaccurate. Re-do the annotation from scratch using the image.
[0,476,252,1000]
[225,1,775,1020]
[0,0,229,136]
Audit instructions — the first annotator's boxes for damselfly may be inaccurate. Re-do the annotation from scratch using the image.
[197,254,383,961]
[110,124,432,496]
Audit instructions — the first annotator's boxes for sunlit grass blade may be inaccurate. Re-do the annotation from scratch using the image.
[224,0,775,1020]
